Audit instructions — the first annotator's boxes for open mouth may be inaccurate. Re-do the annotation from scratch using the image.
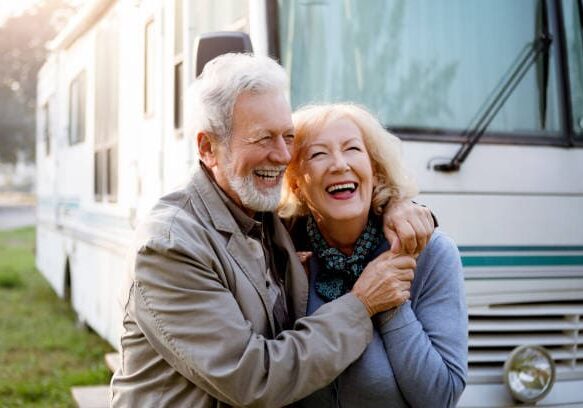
[253,168,284,183]
[326,182,358,198]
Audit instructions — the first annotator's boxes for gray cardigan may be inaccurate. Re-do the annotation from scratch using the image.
[299,230,468,408]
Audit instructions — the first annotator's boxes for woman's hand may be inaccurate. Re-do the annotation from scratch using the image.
[382,200,434,256]
[351,251,416,316]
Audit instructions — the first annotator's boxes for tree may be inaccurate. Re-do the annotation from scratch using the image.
[0,0,77,164]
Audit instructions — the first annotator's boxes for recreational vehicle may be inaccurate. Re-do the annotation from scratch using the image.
[36,0,583,406]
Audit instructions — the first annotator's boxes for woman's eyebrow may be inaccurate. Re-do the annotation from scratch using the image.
[341,137,363,145]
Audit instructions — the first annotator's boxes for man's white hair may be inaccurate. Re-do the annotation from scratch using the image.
[187,53,288,145]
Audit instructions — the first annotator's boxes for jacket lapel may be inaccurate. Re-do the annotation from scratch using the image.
[226,232,276,333]
[272,217,309,320]
[189,168,276,334]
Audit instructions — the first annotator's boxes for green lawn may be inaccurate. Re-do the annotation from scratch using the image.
[0,227,114,407]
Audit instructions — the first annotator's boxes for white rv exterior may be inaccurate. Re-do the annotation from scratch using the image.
[37,0,583,406]
[36,0,255,347]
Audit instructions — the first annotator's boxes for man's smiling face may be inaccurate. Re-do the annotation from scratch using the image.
[213,90,295,214]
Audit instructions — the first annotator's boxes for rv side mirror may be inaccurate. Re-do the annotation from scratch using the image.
[195,32,253,77]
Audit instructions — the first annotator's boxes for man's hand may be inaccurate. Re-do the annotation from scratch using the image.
[351,251,416,316]
[296,251,312,277]
[383,199,435,256]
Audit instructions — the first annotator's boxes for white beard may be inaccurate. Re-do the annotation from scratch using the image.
[224,161,284,212]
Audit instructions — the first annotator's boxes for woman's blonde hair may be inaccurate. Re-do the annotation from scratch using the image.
[278,103,418,218]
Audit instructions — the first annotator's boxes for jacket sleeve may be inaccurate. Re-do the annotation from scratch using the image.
[131,234,373,408]
[376,232,468,407]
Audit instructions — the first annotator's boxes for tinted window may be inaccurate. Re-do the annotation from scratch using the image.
[279,0,562,138]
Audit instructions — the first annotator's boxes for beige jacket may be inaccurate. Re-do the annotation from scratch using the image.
[110,168,373,407]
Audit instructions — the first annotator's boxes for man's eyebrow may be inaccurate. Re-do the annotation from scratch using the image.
[244,127,295,141]
[242,131,269,142]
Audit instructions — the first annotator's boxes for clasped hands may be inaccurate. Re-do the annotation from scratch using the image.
[353,200,434,316]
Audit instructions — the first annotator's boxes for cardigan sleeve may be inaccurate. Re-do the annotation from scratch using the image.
[376,231,468,407]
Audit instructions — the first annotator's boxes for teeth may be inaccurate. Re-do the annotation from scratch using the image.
[326,183,356,193]
[255,168,283,178]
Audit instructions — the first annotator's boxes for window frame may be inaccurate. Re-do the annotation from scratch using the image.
[559,0,583,143]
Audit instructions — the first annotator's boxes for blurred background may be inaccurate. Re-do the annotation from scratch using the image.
[0,1,82,197]
[1,3,114,407]
[1,0,582,407]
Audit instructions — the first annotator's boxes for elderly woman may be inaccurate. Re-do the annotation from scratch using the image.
[279,104,468,407]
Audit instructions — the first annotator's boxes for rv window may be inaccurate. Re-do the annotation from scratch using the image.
[279,0,564,140]
[174,0,183,56]
[144,19,155,116]
[188,0,249,81]
[95,15,119,202]
[174,0,184,133]
[563,0,583,138]
[68,71,86,145]
[174,61,184,131]
[42,102,51,156]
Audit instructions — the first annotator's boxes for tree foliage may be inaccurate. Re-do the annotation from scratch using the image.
[0,0,76,164]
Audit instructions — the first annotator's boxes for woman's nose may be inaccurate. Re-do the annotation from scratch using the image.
[330,152,350,172]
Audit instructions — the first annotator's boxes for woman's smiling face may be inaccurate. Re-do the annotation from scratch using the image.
[297,118,375,226]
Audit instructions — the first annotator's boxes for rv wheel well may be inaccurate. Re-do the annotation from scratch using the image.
[63,258,71,303]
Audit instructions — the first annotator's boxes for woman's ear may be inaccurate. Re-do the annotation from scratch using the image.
[372,165,384,188]
[373,174,381,188]
[289,179,301,196]
[293,182,308,205]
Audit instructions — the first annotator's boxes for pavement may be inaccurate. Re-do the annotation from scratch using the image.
[0,205,35,231]
[0,190,36,232]
[0,191,35,231]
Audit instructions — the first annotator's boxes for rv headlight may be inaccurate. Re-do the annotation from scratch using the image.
[503,345,556,403]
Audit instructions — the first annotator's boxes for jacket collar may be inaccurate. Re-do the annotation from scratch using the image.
[188,165,278,332]
[188,164,242,235]
[189,164,309,322]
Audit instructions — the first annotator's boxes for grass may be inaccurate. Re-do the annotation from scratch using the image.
[0,227,114,407]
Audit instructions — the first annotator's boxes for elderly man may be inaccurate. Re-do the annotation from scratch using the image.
[111,53,434,407]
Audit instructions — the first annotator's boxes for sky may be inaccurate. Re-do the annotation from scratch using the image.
[0,0,41,25]
[0,0,86,26]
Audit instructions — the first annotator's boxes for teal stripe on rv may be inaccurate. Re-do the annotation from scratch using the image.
[458,246,583,252]
[461,255,583,267]
[458,245,583,267]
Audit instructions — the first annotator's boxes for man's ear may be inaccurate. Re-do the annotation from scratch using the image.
[197,131,218,168]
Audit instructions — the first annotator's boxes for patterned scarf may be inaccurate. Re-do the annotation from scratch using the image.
[307,214,383,301]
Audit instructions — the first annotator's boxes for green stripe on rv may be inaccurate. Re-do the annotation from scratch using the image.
[458,245,583,252]
[458,246,583,267]
[461,255,583,267]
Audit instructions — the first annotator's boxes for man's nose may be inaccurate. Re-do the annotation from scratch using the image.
[269,135,292,164]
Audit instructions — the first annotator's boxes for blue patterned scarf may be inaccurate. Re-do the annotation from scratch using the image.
[307,215,383,301]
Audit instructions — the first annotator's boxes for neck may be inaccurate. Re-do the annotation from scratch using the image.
[315,214,368,255]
